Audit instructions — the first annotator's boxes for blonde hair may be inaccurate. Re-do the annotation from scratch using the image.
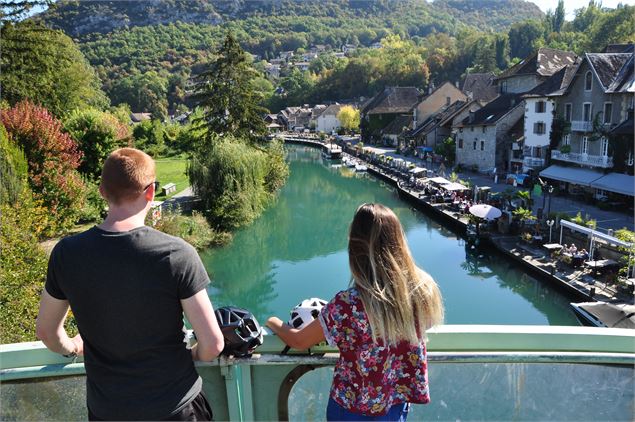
[100,148,155,205]
[348,203,444,344]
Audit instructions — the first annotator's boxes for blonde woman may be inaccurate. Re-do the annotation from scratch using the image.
[267,203,444,421]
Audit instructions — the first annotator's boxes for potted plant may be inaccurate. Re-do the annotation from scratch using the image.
[560,144,572,154]
[521,232,533,243]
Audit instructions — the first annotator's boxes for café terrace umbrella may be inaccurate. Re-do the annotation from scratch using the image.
[469,204,502,220]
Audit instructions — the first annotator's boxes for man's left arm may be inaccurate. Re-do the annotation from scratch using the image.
[35,290,83,357]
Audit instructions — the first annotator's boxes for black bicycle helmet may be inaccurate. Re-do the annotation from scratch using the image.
[214,306,264,357]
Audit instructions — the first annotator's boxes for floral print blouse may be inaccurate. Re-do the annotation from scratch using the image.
[318,288,430,416]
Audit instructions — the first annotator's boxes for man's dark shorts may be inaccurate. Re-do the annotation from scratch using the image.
[88,390,213,421]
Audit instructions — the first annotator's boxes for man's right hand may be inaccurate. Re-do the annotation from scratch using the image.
[181,291,224,361]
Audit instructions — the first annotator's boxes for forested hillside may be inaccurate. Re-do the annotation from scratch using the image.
[31,0,635,116]
[433,0,544,30]
[41,0,543,37]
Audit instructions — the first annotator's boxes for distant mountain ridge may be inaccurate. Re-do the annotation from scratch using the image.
[40,0,544,38]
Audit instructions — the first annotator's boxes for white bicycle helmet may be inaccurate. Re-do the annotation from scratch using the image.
[288,297,328,329]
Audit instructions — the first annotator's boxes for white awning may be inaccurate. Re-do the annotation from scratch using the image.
[590,173,635,196]
[441,182,470,191]
[539,165,603,186]
[427,177,451,185]
[560,219,632,248]
[409,167,427,174]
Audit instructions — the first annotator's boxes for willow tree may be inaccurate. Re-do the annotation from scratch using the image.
[190,32,267,143]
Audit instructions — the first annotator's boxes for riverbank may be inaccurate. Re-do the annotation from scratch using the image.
[280,136,632,307]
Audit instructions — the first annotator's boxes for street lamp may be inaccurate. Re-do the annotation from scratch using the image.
[546,219,555,243]
[546,185,554,217]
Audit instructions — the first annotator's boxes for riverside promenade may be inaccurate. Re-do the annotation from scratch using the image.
[280,135,633,306]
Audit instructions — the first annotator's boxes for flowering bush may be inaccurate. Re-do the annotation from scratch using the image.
[1,100,85,236]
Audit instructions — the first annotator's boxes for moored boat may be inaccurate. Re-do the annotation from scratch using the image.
[570,302,635,328]
[321,143,342,159]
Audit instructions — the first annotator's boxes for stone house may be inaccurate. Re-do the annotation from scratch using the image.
[454,94,524,172]
[540,48,634,202]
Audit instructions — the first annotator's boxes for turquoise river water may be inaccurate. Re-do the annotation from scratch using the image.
[201,145,579,326]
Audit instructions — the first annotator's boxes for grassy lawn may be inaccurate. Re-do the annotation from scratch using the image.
[154,158,189,200]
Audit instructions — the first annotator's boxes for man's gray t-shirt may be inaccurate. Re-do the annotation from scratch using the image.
[46,226,209,420]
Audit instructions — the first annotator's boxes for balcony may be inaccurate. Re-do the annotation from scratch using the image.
[551,150,613,168]
[570,120,593,132]
[523,157,545,168]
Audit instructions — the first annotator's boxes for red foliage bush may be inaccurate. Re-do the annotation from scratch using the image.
[1,100,85,235]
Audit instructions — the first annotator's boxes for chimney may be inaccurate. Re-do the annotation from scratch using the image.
[455,80,460,88]
[469,111,475,124]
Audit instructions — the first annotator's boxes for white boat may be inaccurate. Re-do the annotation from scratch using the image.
[570,302,635,329]
[355,164,367,172]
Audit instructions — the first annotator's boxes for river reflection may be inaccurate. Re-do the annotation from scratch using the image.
[201,145,579,326]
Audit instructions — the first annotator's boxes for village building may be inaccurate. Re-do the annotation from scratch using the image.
[540,48,634,204]
[409,100,469,149]
[130,112,152,124]
[413,82,468,128]
[342,44,357,55]
[461,72,498,102]
[380,115,413,147]
[265,63,281,79]
[519,60,580,173]
[293,62,310,72]
[494,47,577,94]
[316,104,343,133]
[360,86,421,144]
[454,94,524,172]
[264,114,283,133]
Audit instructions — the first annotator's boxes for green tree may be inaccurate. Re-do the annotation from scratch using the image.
[133,119,167,157]
[434,137,456,165]
[188,135,268,231]
[552,0,566,33]
[64,108,132,179]
[111,71,169,120]
[508,20,545,59]
[1,21,108,117]
[337,105,360,133]
[190,33,267,143]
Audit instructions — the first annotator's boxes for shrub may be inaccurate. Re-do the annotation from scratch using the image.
[0,123,28,205]
[0,189,49,343]
[64,108,131,179]
[1,100,85,236]
[149,207,231,250]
